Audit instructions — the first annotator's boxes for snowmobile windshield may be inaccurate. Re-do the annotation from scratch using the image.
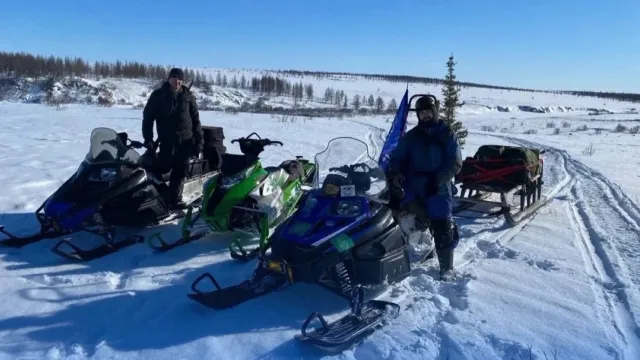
[85,127,141,165]
[312,137,387,198]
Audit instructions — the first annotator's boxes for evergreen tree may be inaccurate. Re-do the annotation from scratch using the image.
[441,54,468,147]
[375,96,385,112]
[387,98,397,112]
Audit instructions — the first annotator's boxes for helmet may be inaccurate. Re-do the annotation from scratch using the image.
[415,95,438,112]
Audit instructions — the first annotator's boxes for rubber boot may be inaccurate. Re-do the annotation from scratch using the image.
[430,218,458,282]
[168,178,187,211]
[437,248,456,282]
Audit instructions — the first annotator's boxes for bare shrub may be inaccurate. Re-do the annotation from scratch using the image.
[546,121,556,128]
[629,125,640,134]
[575,124,588,131]
[552,128,560,135]
[523,129,537,134]
[614,123,627,132]
[562,121,571,128]
[582,142,596,156]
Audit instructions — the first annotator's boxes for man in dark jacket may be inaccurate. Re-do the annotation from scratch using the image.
[142,68,204,209]
[387,95,462,281]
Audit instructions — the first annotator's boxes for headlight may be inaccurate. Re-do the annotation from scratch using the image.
[336,200,362,217]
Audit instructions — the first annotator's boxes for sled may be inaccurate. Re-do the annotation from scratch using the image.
[452,145,546,226]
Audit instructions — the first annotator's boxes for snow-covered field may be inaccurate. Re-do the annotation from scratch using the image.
[4,68,639,117]
[0,80,639,360]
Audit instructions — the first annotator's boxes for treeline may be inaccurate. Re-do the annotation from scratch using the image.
[247,75,313,102]
[276,69,543,92]
[0,51,174,80]
[276,69,640,103]
[559,90,640,103]
[2,50,637,103]
[322,87,396,112]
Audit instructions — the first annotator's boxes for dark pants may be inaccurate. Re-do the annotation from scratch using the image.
[159,141,193,204]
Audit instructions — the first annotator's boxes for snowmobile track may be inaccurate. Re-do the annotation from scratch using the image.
[481,133,640,357]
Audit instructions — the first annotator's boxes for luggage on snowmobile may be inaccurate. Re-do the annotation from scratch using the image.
[0,127,220,261]
[453,144,546,225]
[147,132,317,261]
[186,136,422,353]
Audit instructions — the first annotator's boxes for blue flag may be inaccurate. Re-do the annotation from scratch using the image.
[378,89,409,173]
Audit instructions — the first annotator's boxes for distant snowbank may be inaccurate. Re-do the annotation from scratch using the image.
[1,73,638,117]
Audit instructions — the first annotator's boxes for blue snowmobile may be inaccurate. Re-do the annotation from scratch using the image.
[187,136,429,352]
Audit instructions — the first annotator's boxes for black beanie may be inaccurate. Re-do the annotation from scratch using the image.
[168,68,184,80]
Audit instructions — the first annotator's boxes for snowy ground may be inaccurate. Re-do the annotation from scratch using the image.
[0,96,639,360]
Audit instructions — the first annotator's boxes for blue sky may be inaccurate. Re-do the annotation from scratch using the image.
[1,0,638,92]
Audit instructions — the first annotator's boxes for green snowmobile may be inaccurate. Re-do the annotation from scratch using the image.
[148,132,316,261]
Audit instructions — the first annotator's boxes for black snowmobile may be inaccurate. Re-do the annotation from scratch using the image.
[187,137,431,353]
[0,126,223,261]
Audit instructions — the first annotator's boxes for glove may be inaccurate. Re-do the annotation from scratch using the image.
[387,172,405,188]
[144,139,155,150]
[386,172,405,209]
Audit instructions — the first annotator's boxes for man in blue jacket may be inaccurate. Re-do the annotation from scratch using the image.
[387,95,462,281]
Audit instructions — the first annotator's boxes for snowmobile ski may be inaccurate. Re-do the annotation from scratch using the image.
[50,206,193,261]
[147,207,209,252]
[295,286,400,353]
[0,225,68,248]
[187,259,293,309]
[52,234,145,261]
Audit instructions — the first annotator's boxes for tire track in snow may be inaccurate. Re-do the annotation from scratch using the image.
[566,198,628,358]
[348,120,386,163]
[482,133,640,357]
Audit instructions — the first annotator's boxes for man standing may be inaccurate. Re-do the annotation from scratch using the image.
[387,95,462,281]
[142,68,204,210]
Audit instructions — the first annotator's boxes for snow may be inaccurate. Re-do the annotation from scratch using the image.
[1,77,640,360]
[3,69,639,116]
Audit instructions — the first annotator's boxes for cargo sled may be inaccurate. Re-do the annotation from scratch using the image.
[453,145,545,225]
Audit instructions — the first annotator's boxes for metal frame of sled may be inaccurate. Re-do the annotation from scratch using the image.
[452,148,546,226]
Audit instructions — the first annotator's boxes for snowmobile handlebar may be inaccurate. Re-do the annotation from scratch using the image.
[128,139,159,151]
[230,138,283,147]
[329,163,383,179]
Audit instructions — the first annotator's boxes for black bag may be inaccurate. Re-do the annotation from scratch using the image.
[202,126,226,171]
[279,159,305,180]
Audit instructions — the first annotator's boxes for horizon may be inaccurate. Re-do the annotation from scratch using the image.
[0,0,638,93]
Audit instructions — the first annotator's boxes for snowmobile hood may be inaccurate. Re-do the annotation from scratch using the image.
[280,190,371,248]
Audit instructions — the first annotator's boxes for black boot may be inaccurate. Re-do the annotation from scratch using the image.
[168,178,187,210]
[436,248,456,281]
[430,218,459,282]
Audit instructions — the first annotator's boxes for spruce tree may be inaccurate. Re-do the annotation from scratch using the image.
[441,53,468,148]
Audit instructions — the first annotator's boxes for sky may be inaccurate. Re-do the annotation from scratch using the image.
[0,0,638,93]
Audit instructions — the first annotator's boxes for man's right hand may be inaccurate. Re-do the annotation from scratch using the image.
[387,172,405,188]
